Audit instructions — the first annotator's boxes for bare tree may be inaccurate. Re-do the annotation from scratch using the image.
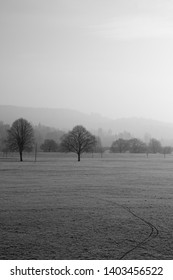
[60,125,96,161]
[7,118,34,161]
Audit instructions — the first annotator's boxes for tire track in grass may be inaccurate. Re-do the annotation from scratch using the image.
[117,204,159,259]
[93,196,159,259]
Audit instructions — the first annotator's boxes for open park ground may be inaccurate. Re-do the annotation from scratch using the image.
[0,152,173,259]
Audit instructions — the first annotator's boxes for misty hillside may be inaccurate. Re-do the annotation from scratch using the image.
[0,105,111,130]
[1,105,173,144]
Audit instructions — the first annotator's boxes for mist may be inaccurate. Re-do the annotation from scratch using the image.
[1,1,173,123]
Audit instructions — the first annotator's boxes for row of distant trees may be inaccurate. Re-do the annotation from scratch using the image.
[1,118,173,162]
[1,118,98,161]
[0,120,65,152]
[40,135,103,152]
[110,138,172,156]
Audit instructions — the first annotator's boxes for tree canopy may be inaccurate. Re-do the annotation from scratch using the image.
[60,125,96,161]
[110,137,172,156]
[111,138,147,153]
[7,118,34,161]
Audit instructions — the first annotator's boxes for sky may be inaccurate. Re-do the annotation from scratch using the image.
[1,0,173,122]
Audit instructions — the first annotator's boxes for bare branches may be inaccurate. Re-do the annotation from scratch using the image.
[60,125,96,161]
[7,118,34,161]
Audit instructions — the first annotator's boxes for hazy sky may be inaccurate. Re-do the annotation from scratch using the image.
[1,0,173,122]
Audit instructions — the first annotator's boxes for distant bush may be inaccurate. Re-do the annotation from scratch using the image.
[40,139,59,152]
[111,138,147,153]
[111,137,173,154]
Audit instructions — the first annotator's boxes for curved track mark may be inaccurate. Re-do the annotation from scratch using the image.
[94,196,159,259]
[118,204,159,259]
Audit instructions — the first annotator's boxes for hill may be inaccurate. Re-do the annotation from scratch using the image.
[1,105,173,145]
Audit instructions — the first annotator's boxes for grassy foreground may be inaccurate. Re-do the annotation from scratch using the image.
[0,153,173,259]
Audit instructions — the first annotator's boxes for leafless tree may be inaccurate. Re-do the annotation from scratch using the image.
[7,118,34,161]
[60,125,96,161]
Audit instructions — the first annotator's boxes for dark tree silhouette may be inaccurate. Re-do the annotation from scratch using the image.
[60,125,96,161]
[7,118,34,161]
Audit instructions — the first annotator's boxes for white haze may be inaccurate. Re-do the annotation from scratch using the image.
[1,0,173,123]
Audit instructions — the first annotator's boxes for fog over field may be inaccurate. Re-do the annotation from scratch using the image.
[1,0,173,263]
[1,105,173,145]
[1,0,173,124]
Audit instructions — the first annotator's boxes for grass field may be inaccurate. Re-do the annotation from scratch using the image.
[0,152,173,259]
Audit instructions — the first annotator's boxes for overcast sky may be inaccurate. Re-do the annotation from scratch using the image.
[1,0,173,122]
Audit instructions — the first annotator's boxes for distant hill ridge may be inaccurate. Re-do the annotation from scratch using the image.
[1,105,173,144]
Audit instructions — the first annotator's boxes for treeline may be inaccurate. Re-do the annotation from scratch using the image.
[0,119,103,161]
[0,119,173,162]
[0,121,10,152]
[110,138,172,155]
[0,121,64,152]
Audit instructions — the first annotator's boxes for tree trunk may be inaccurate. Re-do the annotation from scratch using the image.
[77,152,80,162]
[19,151,23,161]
